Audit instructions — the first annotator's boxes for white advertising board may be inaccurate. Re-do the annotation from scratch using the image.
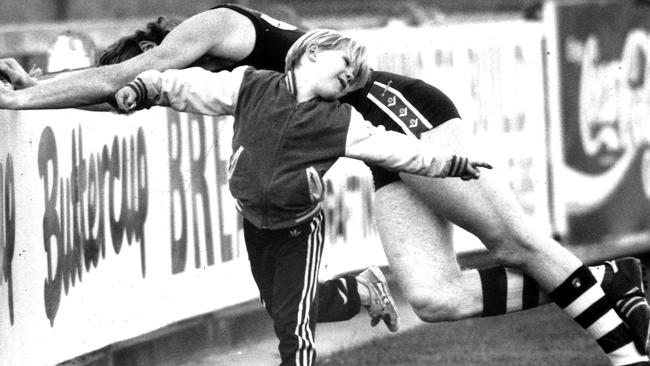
[0,20,549,366]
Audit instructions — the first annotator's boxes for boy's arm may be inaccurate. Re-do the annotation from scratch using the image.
[117,66,247,116]
[344,109,491,179]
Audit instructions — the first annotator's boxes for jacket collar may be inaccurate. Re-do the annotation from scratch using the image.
[284,70,297,98]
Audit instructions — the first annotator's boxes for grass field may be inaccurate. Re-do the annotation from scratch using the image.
[181,259,650,366]
[319,304,612,366]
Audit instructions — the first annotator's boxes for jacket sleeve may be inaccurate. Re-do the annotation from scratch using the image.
[126,66,248,116]
[344,108,457,178]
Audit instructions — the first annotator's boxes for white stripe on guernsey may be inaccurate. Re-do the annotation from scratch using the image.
[371,81,434,129]
[366,93,417,138]
[294,213,323,366]
[564,285,604,318]
[586,309,624,339]
[607,342,649,365]
[505,268,524,312]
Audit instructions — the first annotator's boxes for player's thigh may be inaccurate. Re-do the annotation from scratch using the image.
[404,119,540,250]
[400,174,528,244]
[374,181,460,294]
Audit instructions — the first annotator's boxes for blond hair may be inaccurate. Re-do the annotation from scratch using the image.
[285,29,370,91]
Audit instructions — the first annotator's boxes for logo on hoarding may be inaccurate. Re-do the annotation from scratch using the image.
[38,126,148,325]
[167,112,241,274]
[563,30,650,212]
[0,154,15,325]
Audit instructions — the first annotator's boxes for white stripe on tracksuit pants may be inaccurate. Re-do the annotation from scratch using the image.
[295,212,324,366]
[243,210,325,366]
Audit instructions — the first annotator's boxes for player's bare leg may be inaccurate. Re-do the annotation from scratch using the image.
[375,118,649,364]
[374,182,484,321]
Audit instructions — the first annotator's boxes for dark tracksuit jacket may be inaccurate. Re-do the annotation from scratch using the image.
[130,66,464,229]
[128,65,468,366]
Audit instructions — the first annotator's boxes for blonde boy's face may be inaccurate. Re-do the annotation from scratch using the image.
[310,48,357,101]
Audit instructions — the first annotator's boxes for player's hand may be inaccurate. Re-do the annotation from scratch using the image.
[114,86,139,113]
[0,83,17,109]
[460,160,493,181]
[0,58,39,89]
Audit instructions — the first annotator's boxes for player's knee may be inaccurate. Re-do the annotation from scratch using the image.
[406,289,464,322]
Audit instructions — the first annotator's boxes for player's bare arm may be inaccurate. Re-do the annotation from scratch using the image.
[0,38,210,110]
[0,7,254,110]
[0,58,39,89]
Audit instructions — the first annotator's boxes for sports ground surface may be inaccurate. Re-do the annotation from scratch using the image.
[179,273,624,366]
[320,304,609,366]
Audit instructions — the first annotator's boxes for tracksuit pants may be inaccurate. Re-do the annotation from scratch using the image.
[244,210,325,366]
[317,273,360,323]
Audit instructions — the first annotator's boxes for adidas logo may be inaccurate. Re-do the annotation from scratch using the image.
[289,229,301,237]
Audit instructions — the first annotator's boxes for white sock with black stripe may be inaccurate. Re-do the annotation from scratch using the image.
[479,267,546,316]
[549,266,648,366]
[479,265,606,316]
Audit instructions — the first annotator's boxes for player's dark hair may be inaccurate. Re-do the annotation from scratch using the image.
[97,16,179,66]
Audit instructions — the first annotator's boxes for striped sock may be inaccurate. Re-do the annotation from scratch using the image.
[549,266,648,366]
[478,265,607,317]
[479,266,546,316]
